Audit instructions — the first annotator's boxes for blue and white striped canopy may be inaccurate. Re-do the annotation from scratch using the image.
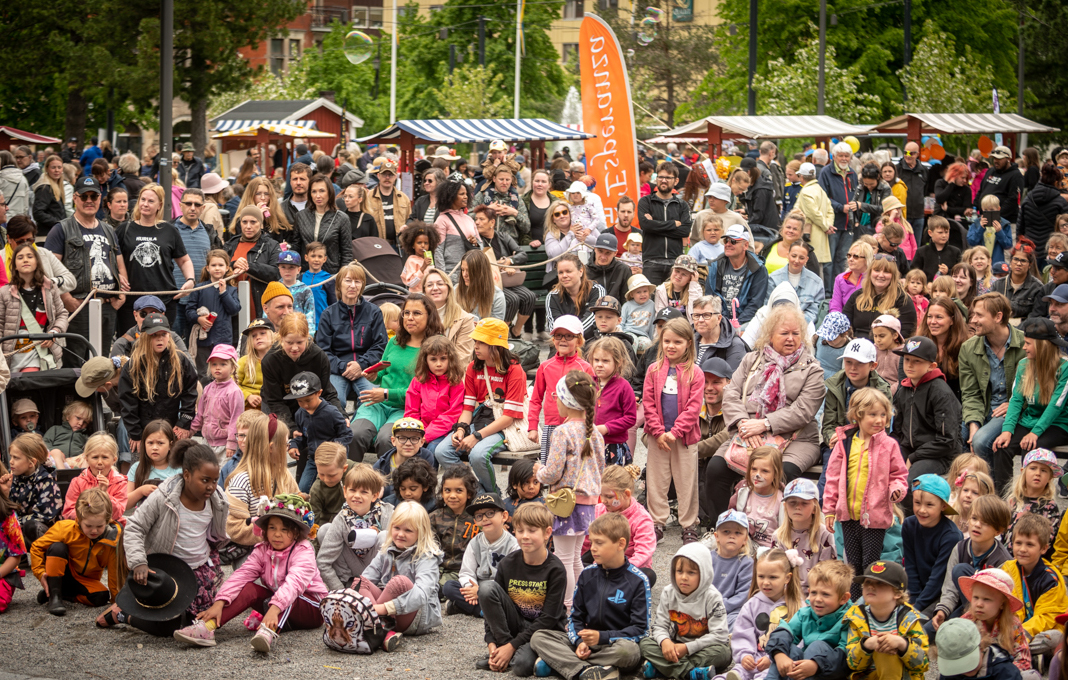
[212,119,318,132]
[357,119,595,144]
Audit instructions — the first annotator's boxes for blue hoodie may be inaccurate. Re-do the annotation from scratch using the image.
[314,298,388,376]
[568,558,651,646]
[704,251,769,325]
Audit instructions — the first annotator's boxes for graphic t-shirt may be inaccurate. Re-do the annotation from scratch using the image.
[381,191,396,243]
[13,286,48,360]
[720,260,747,301]
[43,222,118,292]
[117,221,189,304]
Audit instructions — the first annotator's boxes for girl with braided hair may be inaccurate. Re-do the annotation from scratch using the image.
[532,370,605,609]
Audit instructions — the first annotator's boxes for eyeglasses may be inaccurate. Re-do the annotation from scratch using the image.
[10,236,33,246]
[236,433,248,441]
[1011,258,1030,265]
[181,201,204,208]
[552,333,579,341]
[655,175,675,181]
[691,313,719,321]
[395,435,423,445]
[847,253,865,260]
[14,155,26,161]
[402,309,425,318]
[473,510,500,522]
[0,201,7,208]
[78,193,100,202]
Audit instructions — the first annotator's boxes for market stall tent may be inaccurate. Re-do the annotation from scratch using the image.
[0,126,62,152]
[875,113,1060,156]
[659,115,875,156]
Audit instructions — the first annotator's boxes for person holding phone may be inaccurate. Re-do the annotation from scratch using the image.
[968,194,1014,265]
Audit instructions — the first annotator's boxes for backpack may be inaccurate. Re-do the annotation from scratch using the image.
[508,337,541,375]
[319,588,387,654]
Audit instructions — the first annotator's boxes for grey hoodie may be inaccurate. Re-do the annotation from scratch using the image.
[316,502,395,591]
[362,542,444,636]
[458,529,520,587]
[651,543,730,656]
[123,473,230,570]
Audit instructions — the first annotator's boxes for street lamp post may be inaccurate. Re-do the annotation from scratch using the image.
[160,0,173,220]
[747,0,757,115]
[817,0,826,115]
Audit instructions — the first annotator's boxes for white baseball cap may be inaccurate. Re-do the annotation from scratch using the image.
[551,315,583,336]
[839,338,877,364]
[724,224,748,242]
[705,183,732,201]
[799,162,817,176]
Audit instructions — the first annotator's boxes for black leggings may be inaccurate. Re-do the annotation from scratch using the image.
[840,521,886,601]
[704,456,804,522]
[993,424,1068,496]
[503,286,537,325]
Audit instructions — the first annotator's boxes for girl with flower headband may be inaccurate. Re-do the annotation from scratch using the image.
[174,493,327,652]
[532,370,605,610]
[729,548,804,680]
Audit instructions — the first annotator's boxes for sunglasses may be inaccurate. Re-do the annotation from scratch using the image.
[723,237,745,244]
[181,201,204,208]
[78,193,100,202]
[552,211,570,217]
[873,253,896,263]
[10,236,33,246]
[847,253,865,260]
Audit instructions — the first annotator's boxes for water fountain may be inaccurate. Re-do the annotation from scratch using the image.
[555,86,584,159]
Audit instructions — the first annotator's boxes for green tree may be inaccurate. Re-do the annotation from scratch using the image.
[1022,0,1068,137]
[898,27,1012,114]
[208,61,316,119]
[431,65,512,118]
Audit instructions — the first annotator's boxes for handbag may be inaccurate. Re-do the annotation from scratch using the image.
[481,366,540,452]
[445,213,480,253]
[723,358,796,474]
[545,487,576,518]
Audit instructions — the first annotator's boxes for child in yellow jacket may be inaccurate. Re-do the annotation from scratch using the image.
[1002,513,1068,657]
[844,560,929,680]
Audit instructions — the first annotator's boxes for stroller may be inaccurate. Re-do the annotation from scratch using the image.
[351,237,404,287]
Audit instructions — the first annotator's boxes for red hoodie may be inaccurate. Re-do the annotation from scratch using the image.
[527,353,595,430]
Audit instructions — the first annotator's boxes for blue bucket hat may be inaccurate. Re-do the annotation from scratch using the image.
[911,474,958,514]
[816,312,851,342]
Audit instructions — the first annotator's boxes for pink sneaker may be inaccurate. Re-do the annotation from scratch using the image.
[173,620,216,647]
[382,630,403,652]
[251,624,278,653]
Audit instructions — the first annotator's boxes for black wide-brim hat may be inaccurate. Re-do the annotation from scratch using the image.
[116,553,197,622]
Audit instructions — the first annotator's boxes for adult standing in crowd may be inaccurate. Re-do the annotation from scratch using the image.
[0,151,31,218]
[239,176,298,250]
[341,184,377,240]
[197,173,228,239]
[607,196,638,255]
[410,168,445,226]
[294,174,352,275]
[897,141,928,237]
[522,169,553,247]
[350,294,441,459]
[32,155,69,232]
[117,153,145,203]
[1019,162,1068,269]
[421,267,475,357]
[474,204,535,337]
[705,304,826,520]
[739,157,779,232]
[433,180,479,282]
[365,159,411,248]
[850,162,891,237]
[700,182,750,235]
[279,162,311,227]
[961,293,1025,468]
[991,318,1068,493]
[116,183,195,330]
[225,206,281,322]
[692,295,746,371]
[585,233,632,303]
[315,263,387,410]
[977,146,1025,231]
[637,161,691,285]
[704,224,768,326]
[794,162,835,290]
[881,161,909,217]
[15,146,40,187]
[545,252,606,341]
[818,143,857,284]
[44,176,129,358]
[843,256,916,339]
[171,188,222,341]
[176,144,205,189]
[934,162,974,223]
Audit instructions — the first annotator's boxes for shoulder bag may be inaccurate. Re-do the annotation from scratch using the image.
[481,366,540,453]
[724,358,796,474]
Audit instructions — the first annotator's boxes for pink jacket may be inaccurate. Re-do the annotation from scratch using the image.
[822,425,908,529]
[63,468,128,525]
[528,353,595,429]
[581,499,656,569]
[216,539,328,613]
[191,379,245,450]
[405,373,464,442]
[642,358,705,445]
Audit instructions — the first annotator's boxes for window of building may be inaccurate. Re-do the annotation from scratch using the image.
[289,39,301,59]
[270,38,285,76]
[563,0,584,19]
[350,6,382,28]
[598,0,617,8]
[562,43,579,64]
[369,7,383,27]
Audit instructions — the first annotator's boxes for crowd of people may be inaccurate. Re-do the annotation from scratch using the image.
[0,134,1067,680]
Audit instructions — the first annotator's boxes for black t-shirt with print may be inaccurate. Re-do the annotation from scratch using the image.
[116,221,189,304]
[43,222,119,292]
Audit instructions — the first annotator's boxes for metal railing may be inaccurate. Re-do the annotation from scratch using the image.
[310,6,348,28]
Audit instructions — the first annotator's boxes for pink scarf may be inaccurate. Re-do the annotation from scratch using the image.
[748,345,804,416]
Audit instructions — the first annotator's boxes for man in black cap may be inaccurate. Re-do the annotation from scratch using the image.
[586,233,632,303]
[699,356,733,524]
[890,336,962,509]
[1030,252,1068,320]
[61,137,79,164]
[590,295,637,366]
[43,175,128,359]
[176,143,205,189]
[1044,283,1068,350]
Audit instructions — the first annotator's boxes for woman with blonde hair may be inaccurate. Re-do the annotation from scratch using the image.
[237,176,297,248]
[545,199,599,273]
[116,183,196,330]
[456,250,505,321]
[32,154,69,231]
[843,255,917,339]
[421,267,475,357]
[829,240,873,313]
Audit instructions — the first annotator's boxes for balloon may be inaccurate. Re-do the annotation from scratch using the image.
[929,145,946,161]
[831,138,838,145]
[921,135,930,145]
[919,148,931,162]
[978,135,995,156]
[926,136,942,147]
[343,30,374,65]
[844,135,860,154]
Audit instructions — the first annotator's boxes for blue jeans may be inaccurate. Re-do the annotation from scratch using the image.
[435,432,506,493]
[824,227,852,294]
[116,419,132,464]
[765,640,849,680]
[441,579,481,617]
[298,454,318,493]
[908,216,926,240]
[331,374,376,412]
[425,435,447,459]
[172,302,190,344]
[970,417,1005,470]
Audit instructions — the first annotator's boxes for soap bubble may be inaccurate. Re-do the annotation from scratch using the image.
[644,7,664,22]
[637,17,658,45]
[343,30,374,65]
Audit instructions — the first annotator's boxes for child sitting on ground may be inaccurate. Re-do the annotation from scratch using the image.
[190,344,244,462]
[729,447,785,548]
[1002,448,1062,556]
[372,418,437,501]
[0,433,62,548]
[727,548,804,680]
[711,510,754,629]
[773,479,835,595]
[31,486,121,616]
[0,485,25,614]
[580,465,656,586]
[765,561,854,680]
[62,433,127,526]
[218,410,266,487]
[902,474,964,617]
[1002,513,1068,658]
[430,464,480,589]
[530,512,650,680]
[477,503,566,676]
[44,401,92,465]
[640,543,731,680]
[174,494,326,653]
[929,495,1012,635]
[958,568,1037,679]
[442,492,518,618]
[503,458,544,519]
[387,457,437,513]
[308,442,355,528]
[357,501,445,652]
[284,371,352,494]
[844,560,929,680]
[317,464,394,591]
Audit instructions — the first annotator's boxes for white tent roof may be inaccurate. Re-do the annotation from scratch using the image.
[877,113,1059,135]
[211,123,334,139]
[661,115,874,140]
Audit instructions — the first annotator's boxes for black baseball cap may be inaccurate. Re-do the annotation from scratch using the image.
[892,336,938,363]
[700,356,733,378]
[853,560,908,591]
[1049,252,1068,271]
[140,313,170,336]
[594,233,618,251]
[1021,317,1068,348]
[242,318,276,336]
[468,493,506,515]
[654,307,685,325]
[74,176,102,195]
[284,371,322,400]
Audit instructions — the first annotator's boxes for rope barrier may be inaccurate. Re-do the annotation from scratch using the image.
[448,241,584,278]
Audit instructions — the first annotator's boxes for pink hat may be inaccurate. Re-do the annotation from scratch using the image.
[207,344,239,363]
[959,568,1023,612]
[871,314,903,339]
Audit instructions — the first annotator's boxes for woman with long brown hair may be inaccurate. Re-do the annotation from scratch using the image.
[918,295,969,394]
[681,164,711,213]
[522,168,553,247]
[235,156,258,188]
[0,242,68,370]
[992,239,1046,320]
[456,250,505,321]
[236,176,297,249]
[991,318,1068,493]
[843,255,916,339]
[293,175,352,274]
[31,154,68,231]
[545,252,605,341]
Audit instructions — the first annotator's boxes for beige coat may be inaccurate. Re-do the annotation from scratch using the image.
[0,283,69,366]
[796,180,834,263]
[445,311,476,359]
[714,345,826,471]
[364,185,412,240]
